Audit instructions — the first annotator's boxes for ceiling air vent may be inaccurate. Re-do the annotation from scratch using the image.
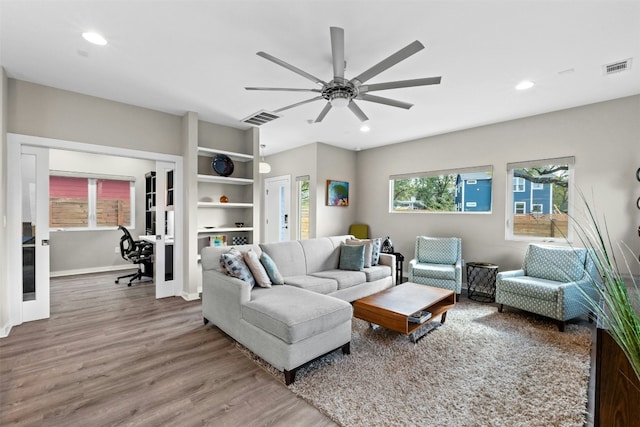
[242,110,281,126]
[603,58,632,75]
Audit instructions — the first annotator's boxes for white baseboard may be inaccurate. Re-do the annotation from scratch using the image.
[50,265,134,278]
[181,291,200,301]
[1,323,13,338]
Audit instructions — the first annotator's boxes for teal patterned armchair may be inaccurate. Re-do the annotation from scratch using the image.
[408,236,462,300]
[496,244,598,332]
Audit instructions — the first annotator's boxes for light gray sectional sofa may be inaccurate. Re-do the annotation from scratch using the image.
[201,235,395,384]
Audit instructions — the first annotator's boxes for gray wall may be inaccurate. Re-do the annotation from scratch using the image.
[356,95,640,276]
[261,142,358,240]
[7,80,182,154]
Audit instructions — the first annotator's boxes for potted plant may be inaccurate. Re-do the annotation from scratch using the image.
[572,192,640,382]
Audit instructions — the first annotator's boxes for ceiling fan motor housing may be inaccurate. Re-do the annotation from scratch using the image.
[322,78,357,106]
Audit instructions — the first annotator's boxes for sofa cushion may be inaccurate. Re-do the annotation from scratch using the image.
[417,237,459,264]
[260,240,307,277]
[411,263,456,280]
[311,270,366,290]
[220,248,256,288]
[339,244,365,271]
[243,249,271,288]
[525,245,586,282]
[300,238,341,273]
[498,276,563,301]
[345,238,373,268]
[363,264,392,282]
[283,275,338,294]
[242,286,352,344]
[260,252,284,285]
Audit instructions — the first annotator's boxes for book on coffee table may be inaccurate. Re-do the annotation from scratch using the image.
[408,310,432,324]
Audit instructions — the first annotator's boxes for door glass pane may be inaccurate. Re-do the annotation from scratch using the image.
[297,178,309,240]
[21,154,36,301]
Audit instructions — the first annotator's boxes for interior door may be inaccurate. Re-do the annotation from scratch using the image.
[153,160,177,298]
[265,175,291,243]
[20,146,51,321]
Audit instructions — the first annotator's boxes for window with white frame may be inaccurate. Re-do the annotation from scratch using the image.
[513,177,525,192]
[507,157,573,240]
[50,172,135,230]
[390,165,493,213]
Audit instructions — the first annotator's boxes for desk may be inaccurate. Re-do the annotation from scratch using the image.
[139,235,174,280]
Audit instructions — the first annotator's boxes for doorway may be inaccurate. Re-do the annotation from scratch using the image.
[6,133,183,328]
[264,175,291,243]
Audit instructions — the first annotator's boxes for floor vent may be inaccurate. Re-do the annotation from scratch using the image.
[603,58,632,75]
[242,110,281,126]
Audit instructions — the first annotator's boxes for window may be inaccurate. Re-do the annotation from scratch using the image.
[50,172,135,230]
[296,175,310,240]
[390,166,492,213]
[513,177,525,192]
[507,157,573,240]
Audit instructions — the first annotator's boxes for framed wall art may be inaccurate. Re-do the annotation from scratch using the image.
[326,180,349,206]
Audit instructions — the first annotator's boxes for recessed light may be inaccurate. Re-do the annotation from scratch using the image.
[360,124,370,132]
[82,32,107,46]
[515,80,535,90]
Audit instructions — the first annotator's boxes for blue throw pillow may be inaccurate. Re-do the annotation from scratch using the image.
[371,237,382,265]
[220,248,256,288]
[339,244,365,271]
[260,252,285,285]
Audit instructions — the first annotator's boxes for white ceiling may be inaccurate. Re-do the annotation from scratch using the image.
[1,1,639,155]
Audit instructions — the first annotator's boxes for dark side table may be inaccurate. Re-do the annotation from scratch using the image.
[466,262,499,302]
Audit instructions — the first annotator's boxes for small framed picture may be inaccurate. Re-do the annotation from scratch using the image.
[326,180,349,206]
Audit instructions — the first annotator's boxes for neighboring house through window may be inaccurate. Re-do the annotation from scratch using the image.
[50,172,135,230]
[506,157,573,241]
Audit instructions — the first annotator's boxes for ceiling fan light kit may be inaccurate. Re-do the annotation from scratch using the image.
[246,26,441,124]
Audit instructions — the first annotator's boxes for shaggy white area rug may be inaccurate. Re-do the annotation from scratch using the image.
[240,300,592,427]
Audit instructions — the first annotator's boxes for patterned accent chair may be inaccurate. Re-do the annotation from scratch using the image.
[408,236,462,300]
[495,244,598,332]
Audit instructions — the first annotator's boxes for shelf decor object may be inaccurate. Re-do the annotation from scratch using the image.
[212,154,234,177]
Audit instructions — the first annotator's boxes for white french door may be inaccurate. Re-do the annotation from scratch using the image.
[153,160,178,299]
[10,145,51,322]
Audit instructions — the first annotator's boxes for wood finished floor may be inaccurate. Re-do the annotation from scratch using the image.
[0,272,336,427]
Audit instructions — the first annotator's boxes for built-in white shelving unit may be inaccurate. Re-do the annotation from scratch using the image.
[196,124,259,250]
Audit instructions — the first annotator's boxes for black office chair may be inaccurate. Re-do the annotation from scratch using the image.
[115,225,154,286]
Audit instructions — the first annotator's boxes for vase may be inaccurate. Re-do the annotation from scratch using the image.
[219,195,229,203]
[381,236,394,253]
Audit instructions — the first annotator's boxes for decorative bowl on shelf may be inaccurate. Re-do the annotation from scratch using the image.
[235,222,244,228]
[212,154,234,177]
[219,195,229,203]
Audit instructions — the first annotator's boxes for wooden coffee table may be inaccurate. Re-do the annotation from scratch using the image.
[353,282,456,342]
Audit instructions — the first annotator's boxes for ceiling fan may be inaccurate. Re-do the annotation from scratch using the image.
[245,27,442,123]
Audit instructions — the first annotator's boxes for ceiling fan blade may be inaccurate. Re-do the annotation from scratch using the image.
[273,96,324,113]
[257,51,327,86]
[347,101,369,122]
[357,94,413,109]
[359,77,442,93]
[314,102,332,123]
[350,40,424,85]
[245,87,321,93]
[330,27,345,79]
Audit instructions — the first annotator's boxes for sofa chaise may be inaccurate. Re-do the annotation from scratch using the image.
[201,235,395,384]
